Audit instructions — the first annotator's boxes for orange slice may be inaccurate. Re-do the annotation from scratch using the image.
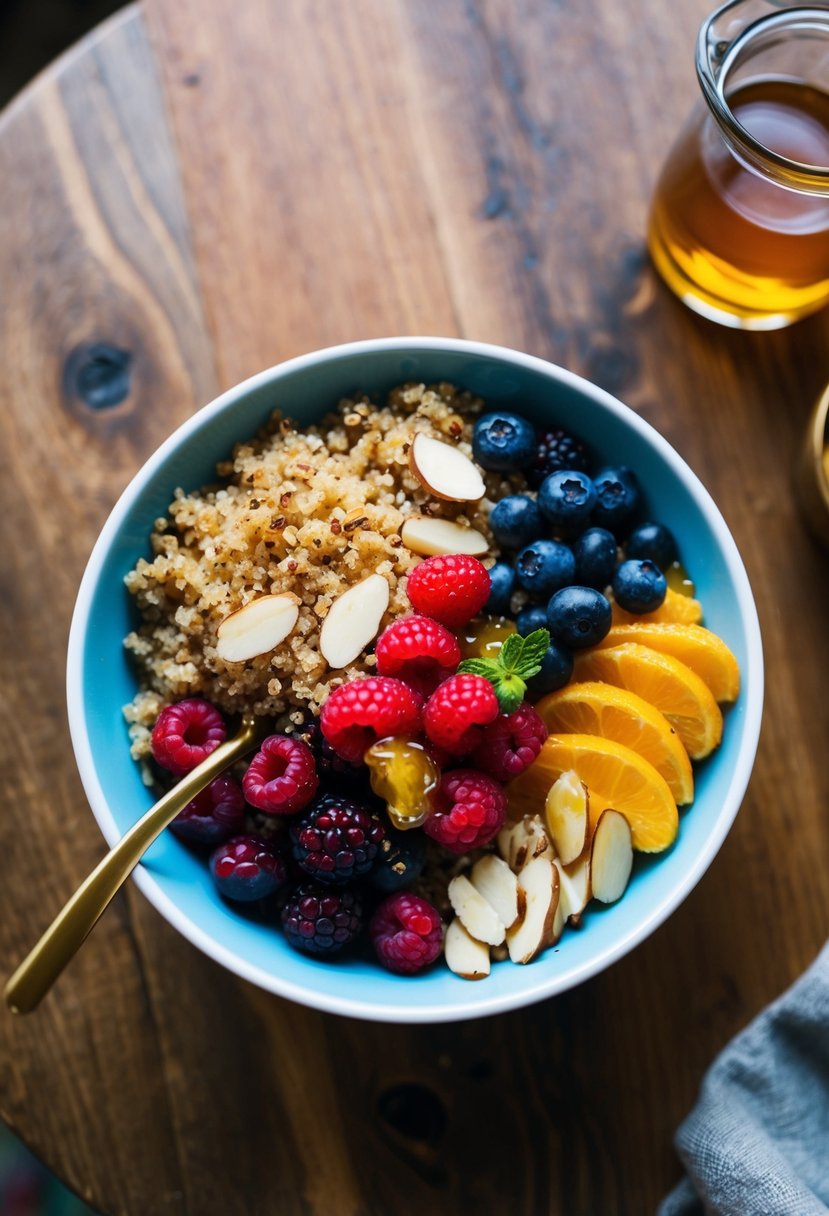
[507,733,678,852]
[535,681,694,805]
[573,643,723,760]
[611,587,703,626]
[595,623,740,702]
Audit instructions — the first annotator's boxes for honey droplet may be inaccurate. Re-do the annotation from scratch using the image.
[666,560,695,597]
[459,615,517,659]
[364,737,439,830]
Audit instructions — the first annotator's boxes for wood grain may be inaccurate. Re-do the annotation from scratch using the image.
[2,0,828,1213]
[0,7,216,1213]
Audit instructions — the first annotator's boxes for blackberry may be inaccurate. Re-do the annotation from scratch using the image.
[281,882,364,956]
[530,427,590,486]
[290,794,386,884]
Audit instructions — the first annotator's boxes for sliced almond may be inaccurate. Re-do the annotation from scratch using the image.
[545,770,589,865]
[444,918,491,980]
[409,432,486,503]
[470,855,520,930]
[448,874,506,946]
[216,593,300,663]
[554,854,591,928]
[507,856,558,963]
[400,516,488,557]
[491,942,509,963]
[319,573,389,669]
[550,884,567,945]
[497,815,551,872]
[590,809,634,904]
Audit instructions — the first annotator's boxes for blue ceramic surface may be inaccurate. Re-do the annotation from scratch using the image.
[67,338,763,1022]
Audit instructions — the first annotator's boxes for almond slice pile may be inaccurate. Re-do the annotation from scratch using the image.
[444,770,634,980]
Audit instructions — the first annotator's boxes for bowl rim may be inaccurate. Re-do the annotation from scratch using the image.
[66,335,764,1022]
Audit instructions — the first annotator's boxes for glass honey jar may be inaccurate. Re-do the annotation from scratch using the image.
[648,0,829,329]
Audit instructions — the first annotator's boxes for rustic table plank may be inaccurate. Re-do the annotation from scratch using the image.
[1,0,828,1213]
[0,7,217,1213]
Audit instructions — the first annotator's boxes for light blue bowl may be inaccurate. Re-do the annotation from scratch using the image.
[67,338,763,1022]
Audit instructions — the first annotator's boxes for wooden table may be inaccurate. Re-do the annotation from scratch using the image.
[1,2,827,1212]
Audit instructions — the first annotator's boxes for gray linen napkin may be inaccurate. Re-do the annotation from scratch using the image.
[659,942,829,1216]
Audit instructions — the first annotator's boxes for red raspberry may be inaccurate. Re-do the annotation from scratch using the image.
[243,734,319,815]
[375,615,461,697]
[406,554,491,628]
[170,775,246,845]
[151,698,227,776]
[369,892,443,975]
[424,769,507,852]
[423,673,499,756]
[320,677,422,764]
[470,704,548,781]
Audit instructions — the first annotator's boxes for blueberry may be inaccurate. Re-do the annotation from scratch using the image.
[473,411,536,472]
[490,494,543,550]
[526,640,574,694]
[537,470,597,537]
[515,539,576,598]
[486,561,517,614]
[371,826,427,894]
[591,467,640,537]
[516,604,549,636]
[547,586,612,649]
[612,559,667,614]
[573,527,618,590]
[625,522,678,571]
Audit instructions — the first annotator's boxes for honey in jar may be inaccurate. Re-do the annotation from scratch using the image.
[648,2,829,329]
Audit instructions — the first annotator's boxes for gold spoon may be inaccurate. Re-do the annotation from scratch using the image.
[5,713,267,1014]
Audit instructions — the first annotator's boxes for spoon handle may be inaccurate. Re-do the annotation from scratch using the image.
[5,715,264,1014]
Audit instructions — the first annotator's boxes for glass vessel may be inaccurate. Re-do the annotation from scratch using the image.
[648,0,829,329]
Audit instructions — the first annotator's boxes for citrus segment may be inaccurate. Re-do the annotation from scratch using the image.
[535,681,694,804]
[573,643,723,760]
[611,586,703,625]
[507,733,678,852]
[595,623,740,702]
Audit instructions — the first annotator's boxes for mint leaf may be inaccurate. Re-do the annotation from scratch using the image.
[457,629,549,713]
[491,671,526,714]
[498,632,525,672]
[457,657,500,679]
[512,628,550,680]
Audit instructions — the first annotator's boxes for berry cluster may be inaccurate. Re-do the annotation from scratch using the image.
[318,555,550,853]
[147,545,552,977]
[473,410,678,691]
[144,408,681,984]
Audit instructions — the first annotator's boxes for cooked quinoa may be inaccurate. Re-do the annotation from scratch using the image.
[124,382,520,761]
